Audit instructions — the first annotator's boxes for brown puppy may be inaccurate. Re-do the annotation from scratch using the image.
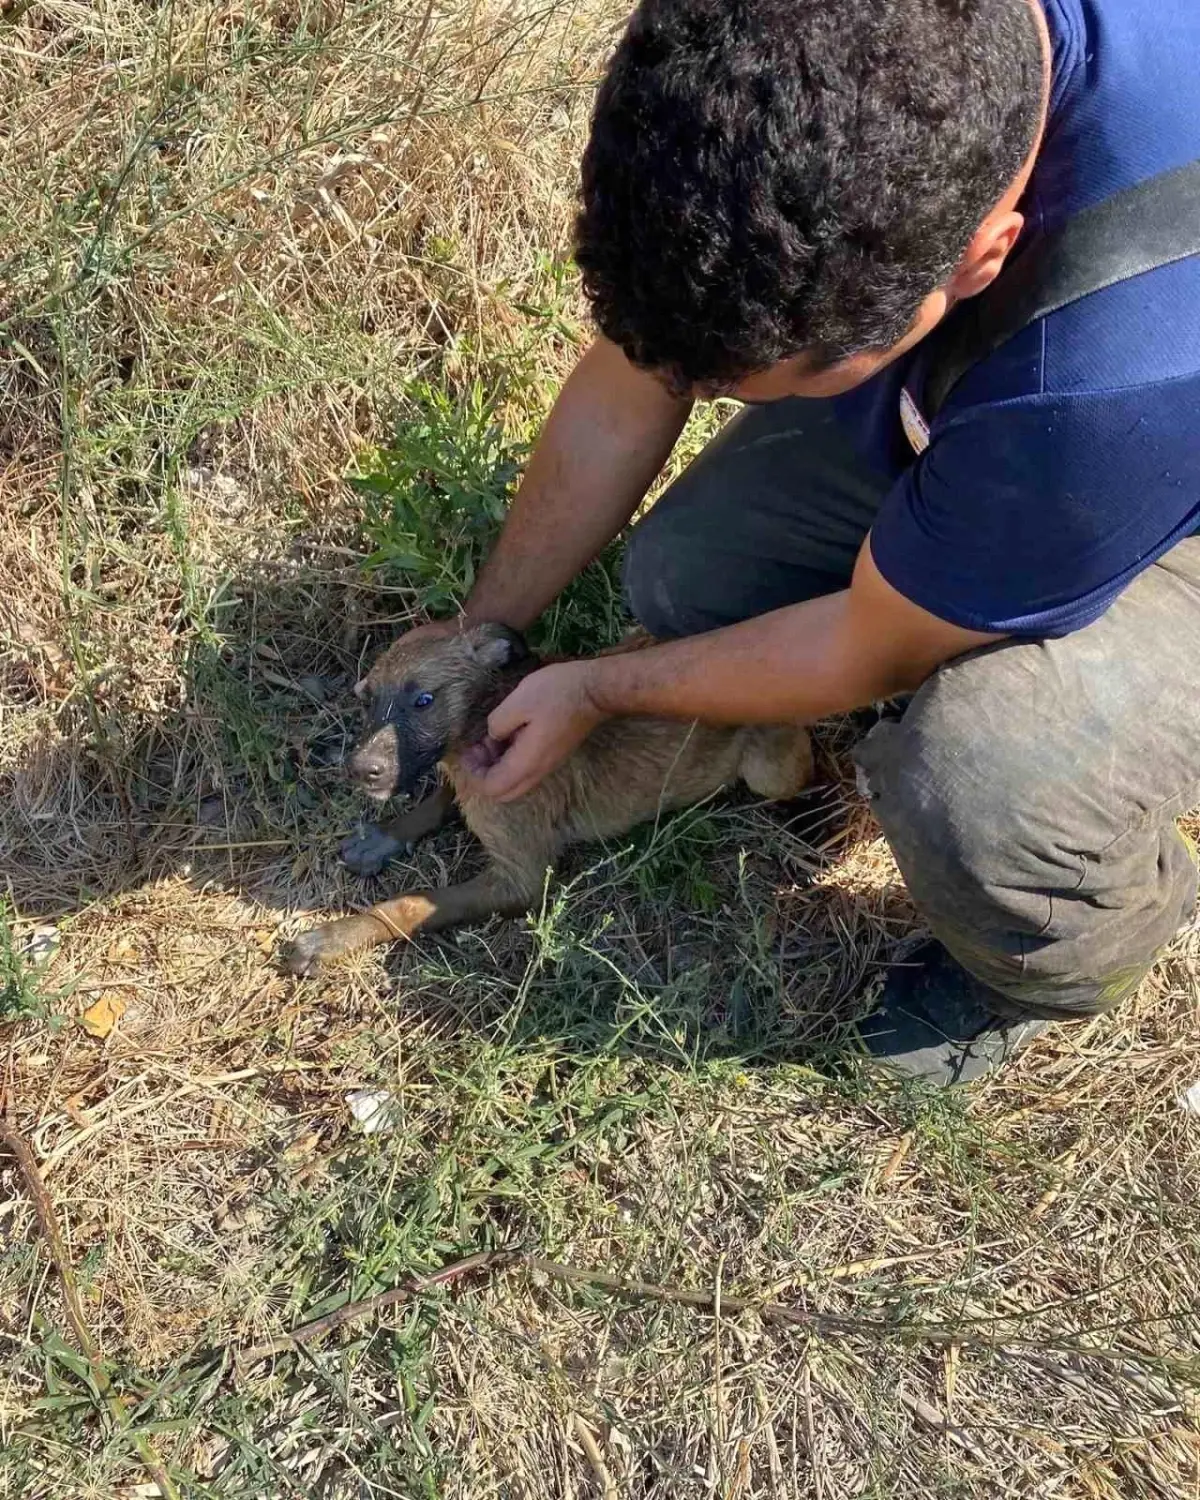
[281,623,813,975]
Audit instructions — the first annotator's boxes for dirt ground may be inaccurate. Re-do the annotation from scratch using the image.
[2,4,1199,1497]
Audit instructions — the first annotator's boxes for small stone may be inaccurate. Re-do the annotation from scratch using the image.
[25,925,59,964]
[197,795,226,826]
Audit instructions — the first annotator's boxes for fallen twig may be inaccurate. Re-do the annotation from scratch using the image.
[521,1255,1198,1382]
[229,1247,1200,1395]
[0,1115,181,1500]
[235,1248,521,1369]
[899,1390,990,1464]
[570,1413,618,1500]
[523,1254,896,1338]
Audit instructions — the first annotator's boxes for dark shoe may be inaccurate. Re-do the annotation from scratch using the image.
[855,940,1050,1085]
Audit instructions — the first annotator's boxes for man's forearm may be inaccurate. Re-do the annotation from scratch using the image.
[583,586,963,728]
[463,336,692,631]
[478,542,1000,803]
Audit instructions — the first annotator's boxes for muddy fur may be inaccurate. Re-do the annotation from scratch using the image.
[282,623,813,974]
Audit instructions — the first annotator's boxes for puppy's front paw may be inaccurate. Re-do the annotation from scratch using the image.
[339,823,409,877]
[280,929,326,977]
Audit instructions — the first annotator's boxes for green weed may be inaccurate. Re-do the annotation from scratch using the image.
[355,379,525,614]
[0,901,50,1021]
[624,807,725,913]
[356,377,629,653]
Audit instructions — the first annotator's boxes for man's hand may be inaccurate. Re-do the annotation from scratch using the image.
[469,538,1001,801]
[475,661,605,802]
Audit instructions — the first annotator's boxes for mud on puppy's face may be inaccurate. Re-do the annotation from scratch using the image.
[343,624,527,800]
[344,681,444,800]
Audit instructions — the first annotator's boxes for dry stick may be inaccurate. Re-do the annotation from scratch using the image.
[570,1414,618,1500]
[752,1377,786,1500]
[524,1256,917,1336]
[0,1118,181,1500]
[521,1257,1161,1368]
[236,1249,1200,1388]
[236,1249,521,1369]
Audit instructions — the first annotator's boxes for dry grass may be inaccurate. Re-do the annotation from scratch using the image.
[2,3,1200,1497]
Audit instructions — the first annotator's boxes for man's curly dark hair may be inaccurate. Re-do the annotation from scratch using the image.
[575,0,1045,390]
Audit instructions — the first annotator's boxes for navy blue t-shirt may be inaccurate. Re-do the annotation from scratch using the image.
[834,0,1200,637]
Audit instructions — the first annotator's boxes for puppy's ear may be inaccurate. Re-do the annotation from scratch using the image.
[466,623,530,669]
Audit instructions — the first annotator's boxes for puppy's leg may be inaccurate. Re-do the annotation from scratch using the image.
[738,725,815,800]
[281,861,537,977]
[340,782,456,876]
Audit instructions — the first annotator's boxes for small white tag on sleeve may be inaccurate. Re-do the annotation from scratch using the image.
[899,385,931,456]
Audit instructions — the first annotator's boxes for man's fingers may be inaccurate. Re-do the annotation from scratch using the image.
[487,696,526,742]
[478,728,545,802]
[480,757,535,803]
[492,774,539,804]
[477,663,599,802]
[459,734,508,777]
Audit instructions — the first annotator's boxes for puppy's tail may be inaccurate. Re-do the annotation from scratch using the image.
[738,725,815,801]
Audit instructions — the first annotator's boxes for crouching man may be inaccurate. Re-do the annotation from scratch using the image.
[408,0,1200,1082]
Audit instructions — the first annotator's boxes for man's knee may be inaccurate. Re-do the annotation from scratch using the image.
[857,713,1080,1011]
[622,503,721,639]
[856,678,1032,910]
[854,658,1192,1014]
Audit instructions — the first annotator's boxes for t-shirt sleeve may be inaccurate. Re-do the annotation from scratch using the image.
[868,377,1200,637]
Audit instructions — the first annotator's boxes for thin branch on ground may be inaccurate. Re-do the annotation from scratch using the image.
[230,1246,1199,1392]
[570,1413,618,1500]
[0,1113,181,1500]
[235,1248,523,1369]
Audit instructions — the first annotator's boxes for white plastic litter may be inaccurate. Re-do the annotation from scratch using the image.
[346,1088,398,1135]
[1179,1080,1200,1117]
[24,925,60,964]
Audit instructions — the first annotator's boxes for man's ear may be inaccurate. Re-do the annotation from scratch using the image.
[948,209,1025,302]
[467,623,530,669]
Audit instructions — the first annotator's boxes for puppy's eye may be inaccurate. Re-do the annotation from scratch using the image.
[413,690,435,710]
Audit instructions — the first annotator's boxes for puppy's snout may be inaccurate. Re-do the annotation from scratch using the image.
[346,745,392,792]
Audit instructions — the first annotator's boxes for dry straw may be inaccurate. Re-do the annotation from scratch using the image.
[1,3,1199,1497]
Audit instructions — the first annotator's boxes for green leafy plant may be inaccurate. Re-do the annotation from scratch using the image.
[624,808,724,912]
[355,379,628,654]
[355,379,522,614]
[0,901,47,1020]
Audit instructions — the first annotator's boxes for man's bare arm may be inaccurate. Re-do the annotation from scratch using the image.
[583,543,1001,723]
[462,336,692,630]
[479,541,1003,801]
